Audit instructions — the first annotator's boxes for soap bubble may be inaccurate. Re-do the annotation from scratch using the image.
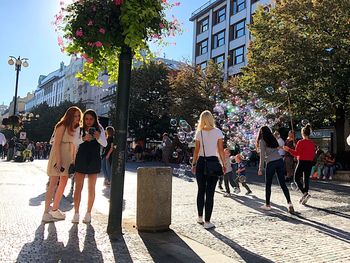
[173,168,179,175]
[186,165,192,171]
[301,119,309,126]
[170,119,177,126]
[172,152,179,158]
[265,86,274,95]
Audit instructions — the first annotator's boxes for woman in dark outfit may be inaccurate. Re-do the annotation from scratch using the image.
[72,109,107,224]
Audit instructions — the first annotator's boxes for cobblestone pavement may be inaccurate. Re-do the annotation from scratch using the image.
[0,159,349,262]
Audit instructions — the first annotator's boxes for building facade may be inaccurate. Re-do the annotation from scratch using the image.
[190,0,271,77]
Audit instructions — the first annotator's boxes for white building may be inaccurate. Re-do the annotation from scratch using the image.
[190,0,271,77]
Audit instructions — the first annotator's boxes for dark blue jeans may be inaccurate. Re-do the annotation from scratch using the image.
[265,158,291,205]
[196,156,219,222]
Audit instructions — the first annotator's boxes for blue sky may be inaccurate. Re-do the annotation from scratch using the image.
[0,0,206,106]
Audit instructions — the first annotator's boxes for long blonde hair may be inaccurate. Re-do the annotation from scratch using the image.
[196,110,216,131]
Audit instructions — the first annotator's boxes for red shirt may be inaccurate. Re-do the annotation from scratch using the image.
[288,139,315,161]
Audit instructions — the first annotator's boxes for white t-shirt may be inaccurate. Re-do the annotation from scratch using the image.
[195,128,224,157]
[277,137,285,156]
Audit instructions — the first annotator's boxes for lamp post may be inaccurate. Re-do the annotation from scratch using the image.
[8,56,29,131]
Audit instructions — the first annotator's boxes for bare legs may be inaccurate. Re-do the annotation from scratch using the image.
[52,176,68,210]
[44,176,59,213]
[73,173,97,214]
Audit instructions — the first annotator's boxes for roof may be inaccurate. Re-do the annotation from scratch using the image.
[190,0,224,21]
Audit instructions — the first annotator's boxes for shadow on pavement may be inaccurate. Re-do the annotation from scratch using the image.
[208,229,274,263]
[16,223,64,263]
[139,230,205,263]
[110,235,133,263]
[29,192,46,206]
[304,204,350,220]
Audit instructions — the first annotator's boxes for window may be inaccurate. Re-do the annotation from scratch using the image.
[231,0,245,15]
[231,20,245,40]
[197,17,209,34]
[229,46,245,65]
[196,39,208,56]
[214,7,226,25]
[214,54,225,66]
[212,30,225,49]
[200,62,207,70]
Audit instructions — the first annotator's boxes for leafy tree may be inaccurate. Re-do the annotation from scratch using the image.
[24,101,86,142]
[109,61,172,140]
[238,0,350,156]
[168,60,226,126]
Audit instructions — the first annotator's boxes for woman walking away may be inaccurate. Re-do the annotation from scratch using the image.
[101,126,115,186]
[284,124,315,205]
[257,126,294,213]
[191,110,226,229]
[72,109,107,224]
[42,106,82,222]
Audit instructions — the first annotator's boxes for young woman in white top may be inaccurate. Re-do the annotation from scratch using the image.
[191,110,226,229]
[43,106,82,222]
[72,109,107,224]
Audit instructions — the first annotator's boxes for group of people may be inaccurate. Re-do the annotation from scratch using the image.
[42,106,114,224]
[191,110,316,229]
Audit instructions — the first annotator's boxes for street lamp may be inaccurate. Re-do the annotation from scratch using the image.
[8,56,29,131]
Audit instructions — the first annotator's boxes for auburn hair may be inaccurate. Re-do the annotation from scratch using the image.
[55,106,82,135]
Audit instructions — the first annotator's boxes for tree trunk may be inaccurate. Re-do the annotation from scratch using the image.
[335,105,345,155]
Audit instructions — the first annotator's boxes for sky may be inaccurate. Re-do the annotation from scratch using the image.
[0,0,207,107]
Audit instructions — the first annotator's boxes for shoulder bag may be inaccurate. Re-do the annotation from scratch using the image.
[201,131,223,177]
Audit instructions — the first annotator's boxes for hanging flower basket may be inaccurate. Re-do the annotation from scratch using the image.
[55,0,182,85]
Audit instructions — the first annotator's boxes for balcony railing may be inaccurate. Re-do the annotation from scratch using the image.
[191,0,221,18]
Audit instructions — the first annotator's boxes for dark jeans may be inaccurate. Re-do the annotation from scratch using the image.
[223,171,238,193]
[234,175,251,193]
[265,158,291,205]
[295,160,313,194]
[196,156,219,222]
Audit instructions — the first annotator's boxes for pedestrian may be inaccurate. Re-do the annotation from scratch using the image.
[101,126,115,186]
[257,126,294,213]
[134,141,143,162]
[0,131,6,159]
[284,124,315,205]
[323,151,336,180]
[72,109,107,224]
[222,148,238,197]
[7,137,15,161]
[233,153,252,195]
[284,130,295,182]
[310,147,325,179]
[162,133,172,165]
[191,110,226,229]
[42,106,82,222]
[274,131,285,157]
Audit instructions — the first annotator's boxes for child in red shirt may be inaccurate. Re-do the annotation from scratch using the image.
[284,124,315,205]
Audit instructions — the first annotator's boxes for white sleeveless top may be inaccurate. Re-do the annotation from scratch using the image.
[195,128,224,157]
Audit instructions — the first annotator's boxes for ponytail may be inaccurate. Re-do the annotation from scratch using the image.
[302,124,312,137]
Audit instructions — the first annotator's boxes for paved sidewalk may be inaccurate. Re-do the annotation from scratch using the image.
[0,159,349,262]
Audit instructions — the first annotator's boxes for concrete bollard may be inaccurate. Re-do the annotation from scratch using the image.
[136,167,172,232]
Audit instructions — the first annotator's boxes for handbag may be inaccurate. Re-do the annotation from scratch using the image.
[200,131,223,177]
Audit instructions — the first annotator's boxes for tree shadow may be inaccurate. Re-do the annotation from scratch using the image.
[110,235,134,263]
[16,223,64,263]
[139,230,205,263]
[208,229,274,263]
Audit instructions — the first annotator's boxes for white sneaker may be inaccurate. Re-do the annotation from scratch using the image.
[233,187,241,194]
[42,213,55,223]
[203,222,215,229]
[49,209,65,220]
[197,217,204,224]
[72,213,79,224]
[82,212,91,224]
[302,194,311,205]
[223,193,231,197]
[260,205,272,211]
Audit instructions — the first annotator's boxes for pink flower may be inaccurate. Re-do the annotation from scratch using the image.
[86,58,93,63]
[88,20,93,26]
[99,28,106,34]
[174,2,180,6]
[60,47,65,53]
[76,29,83,37]
[95,41,103,47]
[114,0,123,5]
[57,36,64,46]
[87,42,95,47]
[159,23,165,29]
[162,0,167,3]
[59,1,64,6]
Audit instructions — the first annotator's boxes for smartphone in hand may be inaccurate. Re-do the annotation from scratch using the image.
[54,163,65,173]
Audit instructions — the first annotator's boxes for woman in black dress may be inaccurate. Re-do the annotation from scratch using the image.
[72,109,107,224]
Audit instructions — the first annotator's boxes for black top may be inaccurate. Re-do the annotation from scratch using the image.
[102,137,113,157]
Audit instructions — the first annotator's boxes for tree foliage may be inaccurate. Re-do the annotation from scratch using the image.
[238,0,350,153]
[168,60,226,126]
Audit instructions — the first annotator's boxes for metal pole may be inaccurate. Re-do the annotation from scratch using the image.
[107,45,132,239]
[12,58,21,132]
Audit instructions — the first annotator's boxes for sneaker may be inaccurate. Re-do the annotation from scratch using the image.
[203,222,215,229]
[245,190,252,195]
[82,212,91,224]
[322,176,326,180]
[260,205,272,211]
[106,180,111,186]
[49,209,65,220]
[72,213,79,224]
[223,192,231,197]
[329,176,332,180]
[302,194,311,205]
[288,203,295,214]
[197,217,204,224]
[233,187,241,194]
[42,213,55,223]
